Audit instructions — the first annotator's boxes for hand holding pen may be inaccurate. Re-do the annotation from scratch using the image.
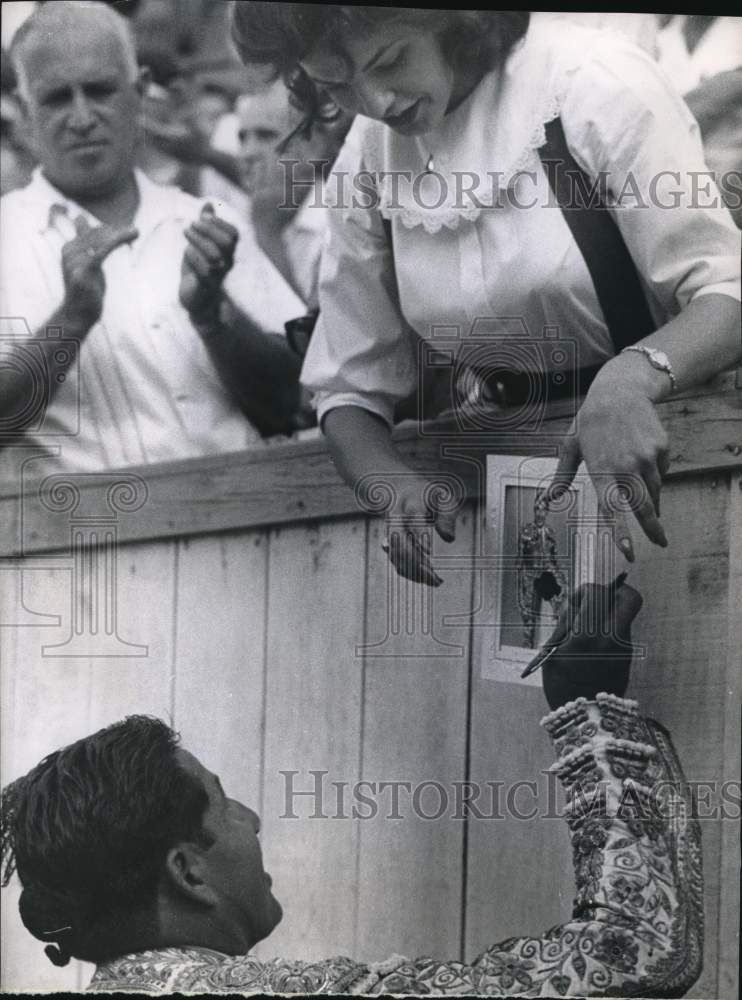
[521,573,644,710]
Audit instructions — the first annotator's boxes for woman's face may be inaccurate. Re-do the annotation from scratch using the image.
[300,20,458,136]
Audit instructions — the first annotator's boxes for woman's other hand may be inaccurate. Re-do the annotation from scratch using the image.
[546,377,670,563]
[380,475,458,587]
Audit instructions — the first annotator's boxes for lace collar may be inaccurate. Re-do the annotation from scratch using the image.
[353,17,591,232]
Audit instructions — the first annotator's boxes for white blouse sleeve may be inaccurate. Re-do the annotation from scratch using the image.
[300,124,417,428]
[559,36,741,312]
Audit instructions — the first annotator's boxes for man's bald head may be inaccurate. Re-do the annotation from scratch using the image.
[10,1,143,202]
[11,1,138,103]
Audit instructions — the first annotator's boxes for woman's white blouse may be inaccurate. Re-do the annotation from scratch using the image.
[301,18,741,428]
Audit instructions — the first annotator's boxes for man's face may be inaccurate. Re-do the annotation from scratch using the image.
[176,750,282,947]
[236,89,290,197]
[300,21,456,136]
[19,22,141,200]
[193,90,231,141]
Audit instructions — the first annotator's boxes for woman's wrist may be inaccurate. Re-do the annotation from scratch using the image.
[591,352,670,405]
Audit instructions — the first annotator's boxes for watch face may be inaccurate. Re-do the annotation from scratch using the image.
[649,350,669,369]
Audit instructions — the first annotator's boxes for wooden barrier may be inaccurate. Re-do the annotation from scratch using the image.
[1,376,740,996]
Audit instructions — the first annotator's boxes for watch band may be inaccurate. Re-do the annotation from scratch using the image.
[620,345,677,392]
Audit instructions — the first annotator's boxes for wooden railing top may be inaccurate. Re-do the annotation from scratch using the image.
[1,373,740,556]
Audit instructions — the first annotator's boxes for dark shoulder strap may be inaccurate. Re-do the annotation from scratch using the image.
[538,117,655,353]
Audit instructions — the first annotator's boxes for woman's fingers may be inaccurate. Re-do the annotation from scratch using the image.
[381,478,458,585]
[434,508,457,543]
[387,528,442,587]
[543,429,581,507]
[657,442,671,478]
[644,462,663,520]
[610,466,667,550]
[633,492,668,547]
[595,480,636,562]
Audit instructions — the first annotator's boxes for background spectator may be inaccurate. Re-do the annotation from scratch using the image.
[0,0,307,484]
[237,81,352,309]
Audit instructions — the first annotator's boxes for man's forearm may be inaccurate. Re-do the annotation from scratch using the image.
[0,305,91,424]
[192,295,302,437]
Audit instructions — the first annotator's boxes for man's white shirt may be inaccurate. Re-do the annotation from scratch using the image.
[0,169,305,482]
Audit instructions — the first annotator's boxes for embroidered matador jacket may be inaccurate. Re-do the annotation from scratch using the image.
[89,694,703,996]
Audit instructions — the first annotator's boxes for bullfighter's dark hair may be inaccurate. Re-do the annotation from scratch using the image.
[1,716,212,966]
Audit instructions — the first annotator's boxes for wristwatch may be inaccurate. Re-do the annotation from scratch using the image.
[620,345,677,393]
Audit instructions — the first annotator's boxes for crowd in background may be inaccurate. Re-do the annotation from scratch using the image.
[1,0,356,311]
[0,2,740,479]
[3,6,740,279]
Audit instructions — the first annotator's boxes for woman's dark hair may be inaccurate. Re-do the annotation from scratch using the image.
[1,716,212,967]
[232,4,530,140]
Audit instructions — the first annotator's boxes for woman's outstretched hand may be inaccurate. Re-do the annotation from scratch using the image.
[381,475,458,587]
[323,407,459,585]
[545,382,670,563]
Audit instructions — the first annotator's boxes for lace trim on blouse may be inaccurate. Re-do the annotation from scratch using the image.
[353,21,595,232]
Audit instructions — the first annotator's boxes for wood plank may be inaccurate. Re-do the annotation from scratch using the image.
[354,506,474,964]
[173,531,268,810]
[718,472,741,1000]
[625,473,730,688]
[1,564,86,993]
[630,684,727,1000]
[84,540,176,735]
[1,381,739,556]
[465,496,575,957]
[257,518,366,962]
[465,642,572,953]
[1,540,177,990]
[623,474,731,999]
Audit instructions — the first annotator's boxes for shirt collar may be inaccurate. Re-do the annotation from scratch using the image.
[94,944,234,982]
[25,167,191,241]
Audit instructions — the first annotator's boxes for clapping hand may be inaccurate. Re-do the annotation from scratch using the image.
[61,216,138,329]
[180,204,238,323]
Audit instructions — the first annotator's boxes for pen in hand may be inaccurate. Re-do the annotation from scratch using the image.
[520,571,629,678]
